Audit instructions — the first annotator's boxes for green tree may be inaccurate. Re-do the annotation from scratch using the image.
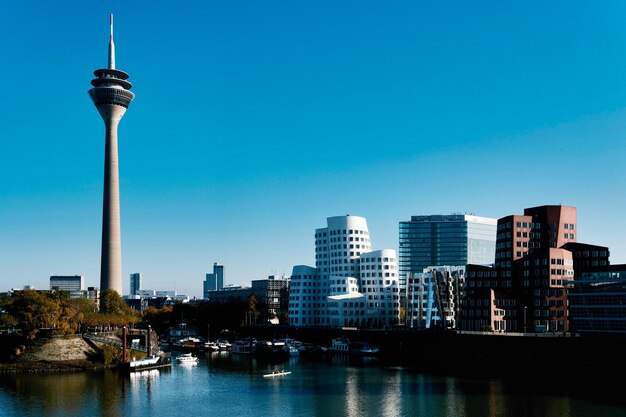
[100,289,128,314]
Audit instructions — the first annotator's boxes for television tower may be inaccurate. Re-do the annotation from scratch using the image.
[88,14,134,295]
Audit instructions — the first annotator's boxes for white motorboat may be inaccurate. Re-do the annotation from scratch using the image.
[176,353,199,364]
[216,339,232,351]
[204,341,220,352]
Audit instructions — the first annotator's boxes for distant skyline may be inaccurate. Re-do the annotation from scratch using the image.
[2,2,626,298]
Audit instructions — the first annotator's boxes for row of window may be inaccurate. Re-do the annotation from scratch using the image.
[361,272,396,278]
[327,236,370,243]
[362,279,395,286]
[468,280,513,287]
[314,229,370,239]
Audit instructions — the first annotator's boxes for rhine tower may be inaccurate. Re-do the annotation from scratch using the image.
[88,14,134,295]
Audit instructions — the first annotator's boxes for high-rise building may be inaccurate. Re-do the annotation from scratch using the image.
[289,215,400,328]
[130,272,142,296]
[288,265,319,326]
[89,14,135,295]
[494,205,577,267]
[50,275,84,292]
[461,205,577,332]
[398,214,497,289]
[204,263,225,298]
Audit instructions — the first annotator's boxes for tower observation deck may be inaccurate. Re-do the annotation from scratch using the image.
[88,14,134,295]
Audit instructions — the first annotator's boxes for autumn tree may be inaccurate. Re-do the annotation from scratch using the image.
[247,294,259,325]
[2,290,63,339]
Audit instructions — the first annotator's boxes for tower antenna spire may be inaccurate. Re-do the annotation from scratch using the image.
[108,13,115,69]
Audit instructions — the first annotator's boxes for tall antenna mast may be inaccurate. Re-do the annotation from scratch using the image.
[108,13,116,69]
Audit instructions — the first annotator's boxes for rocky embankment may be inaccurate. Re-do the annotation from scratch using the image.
[0,336,111,373]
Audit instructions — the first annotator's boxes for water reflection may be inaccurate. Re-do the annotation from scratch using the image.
[381,371,402,417]
[0,370,124,417]
[1,355,624,417]
[128,369,161,401]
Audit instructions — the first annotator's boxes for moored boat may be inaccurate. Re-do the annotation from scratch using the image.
[328,337,379,356]
[231,339,255,355]
[255,340,289,359]
[216,339,232,351]
[204,341,220,352]
[176,352,199,364]
[119,352,172,373]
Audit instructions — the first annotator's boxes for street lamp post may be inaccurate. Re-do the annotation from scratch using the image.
[524,306,528,333]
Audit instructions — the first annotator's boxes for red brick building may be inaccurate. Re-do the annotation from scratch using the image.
[462,205,577,332]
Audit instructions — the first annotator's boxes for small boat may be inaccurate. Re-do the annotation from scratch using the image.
[298,343,327,357]
[204,341,220,352]
[255,340,290,359]
[176,352,199,364]
[173,336,203,351]
[329,338,379,356]
[231,339,255,355]
[119,352,172,373]
[287,346,299,357]
[263,370,292,378]
[329,337,350,353]
[350,341,380,356]
[216,339,232,351]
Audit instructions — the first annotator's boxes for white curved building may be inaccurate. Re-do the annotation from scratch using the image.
[289,215,399,328]
[288,265,320,326]
[359,249,400,327]
[324,215,371,295]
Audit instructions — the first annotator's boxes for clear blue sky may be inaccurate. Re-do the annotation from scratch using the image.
[2,1,626,298]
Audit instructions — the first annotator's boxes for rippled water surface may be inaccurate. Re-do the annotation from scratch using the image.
[1,352,624,417]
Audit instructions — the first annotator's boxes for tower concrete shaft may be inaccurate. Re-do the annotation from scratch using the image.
[88,14,134,295]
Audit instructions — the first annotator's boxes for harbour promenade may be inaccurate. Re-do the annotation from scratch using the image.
[237,325,626,378]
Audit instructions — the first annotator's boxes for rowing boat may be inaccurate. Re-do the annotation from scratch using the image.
[263,370,291,377]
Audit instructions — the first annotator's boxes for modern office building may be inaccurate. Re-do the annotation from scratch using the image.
[561,242,610,276]
[203,263,225,298]
[568,265,626,339]
[130,272,142,296]
[494,205,577,267]
[251,275,290,324]
[399,214,497,290]
[89,15,135,295]
[206,285,254,303]
[406,266,465,329]
[289,215,400,328]
[288,265,320,326]
[462,205,577,332]
[136,289,156,298]
[50,275,84,292]
[353,249,400,327]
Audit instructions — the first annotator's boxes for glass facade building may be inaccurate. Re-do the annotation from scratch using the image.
[204,263,225,299]
[399,214,496,289]
[568,267,626,338]
[49,275,84,292]
[130,272,142,296]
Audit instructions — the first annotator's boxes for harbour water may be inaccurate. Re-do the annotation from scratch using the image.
[1,351,625,417]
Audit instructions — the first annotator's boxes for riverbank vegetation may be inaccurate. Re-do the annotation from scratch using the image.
[0,289,140,340]
[0,289,264,364]
[0,290,140,362]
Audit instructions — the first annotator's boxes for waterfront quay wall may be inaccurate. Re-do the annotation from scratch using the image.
[238,326,626,377]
